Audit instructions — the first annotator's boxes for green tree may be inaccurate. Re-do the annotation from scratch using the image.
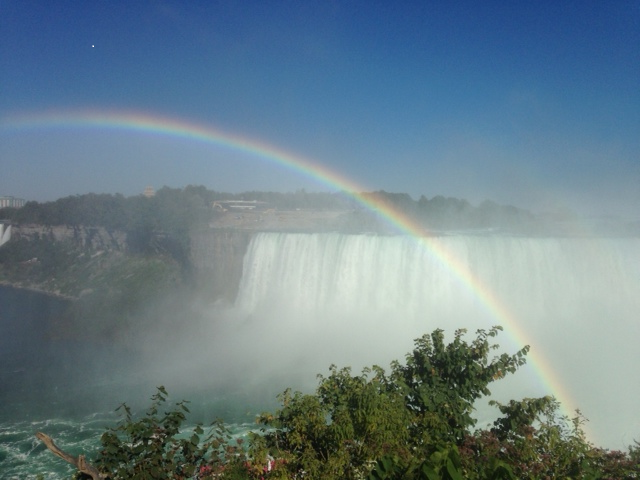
[257,366,411,479]
[390,327,529,446]
[257,327,529,479]
[96,386,248,480]
[36,328,638,479]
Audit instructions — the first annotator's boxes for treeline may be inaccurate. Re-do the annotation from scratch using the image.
[0,186,537,236]
[0,187,354,236]
[1,186,214,234]
[0,187,358,229]
[1,187,214,260]
[361,191,535,231]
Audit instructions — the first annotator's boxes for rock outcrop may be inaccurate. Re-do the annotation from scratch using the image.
[190,229,253,302]
[12,224,127,251]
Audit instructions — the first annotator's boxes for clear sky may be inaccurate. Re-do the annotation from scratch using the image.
[1,1,638,218]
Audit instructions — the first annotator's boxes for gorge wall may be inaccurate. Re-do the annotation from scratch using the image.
[11,224,127,251]
[189,229,253,302]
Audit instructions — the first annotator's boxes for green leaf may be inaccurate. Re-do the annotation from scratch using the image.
[445,458,464,480]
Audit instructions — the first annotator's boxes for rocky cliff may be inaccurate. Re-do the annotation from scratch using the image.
[12,224,127,251]
[190,229,253,302]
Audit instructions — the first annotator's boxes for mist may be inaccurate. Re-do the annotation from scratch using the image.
[2,3,638,478]
[104,232,640,451]
[2,217,638,480]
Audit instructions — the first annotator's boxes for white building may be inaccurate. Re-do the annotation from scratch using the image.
[0,196,26,208]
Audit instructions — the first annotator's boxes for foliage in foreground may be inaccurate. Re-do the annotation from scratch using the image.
[70,328,638,479]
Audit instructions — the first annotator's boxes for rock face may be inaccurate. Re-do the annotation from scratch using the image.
[12,224,127,251]
[7,224,252,302]
[190,229,253,302]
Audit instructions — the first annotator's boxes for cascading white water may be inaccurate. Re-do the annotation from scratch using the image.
[232,232,640,449]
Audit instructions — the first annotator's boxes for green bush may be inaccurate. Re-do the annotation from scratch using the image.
[93,386,250,480]
[62,328,638,479]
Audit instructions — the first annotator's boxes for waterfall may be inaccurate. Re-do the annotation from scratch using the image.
[0,223,10,247]
[230,232,640,449]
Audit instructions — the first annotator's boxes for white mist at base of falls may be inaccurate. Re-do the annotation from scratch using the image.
[221,232,640,450]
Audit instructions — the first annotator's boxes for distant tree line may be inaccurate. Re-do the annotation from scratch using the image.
[359,191,536,231]
[0,186,538,240]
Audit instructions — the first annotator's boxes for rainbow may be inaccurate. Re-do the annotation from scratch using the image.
[1,109,579,424]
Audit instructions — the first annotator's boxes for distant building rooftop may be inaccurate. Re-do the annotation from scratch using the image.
[212,200,268,211]
[0,196,26,209]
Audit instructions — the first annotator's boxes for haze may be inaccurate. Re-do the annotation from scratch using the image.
[1,1,638,219]
[1,0,640,460]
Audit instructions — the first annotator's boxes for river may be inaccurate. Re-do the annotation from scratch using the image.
[0,285,268,479]
[0,286,150,479]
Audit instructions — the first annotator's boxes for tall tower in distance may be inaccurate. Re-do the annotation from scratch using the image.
[143,186,155,198]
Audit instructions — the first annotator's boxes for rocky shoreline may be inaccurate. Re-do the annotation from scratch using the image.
[0,280,77,301]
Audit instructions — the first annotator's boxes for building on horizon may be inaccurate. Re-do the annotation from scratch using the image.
[0,196,26,208]
[143,186,156,198]
[212,200,268,211]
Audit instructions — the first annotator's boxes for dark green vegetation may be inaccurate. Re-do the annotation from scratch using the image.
[59,328,638,480]
[0,234,184,340]
[1,186,539,239]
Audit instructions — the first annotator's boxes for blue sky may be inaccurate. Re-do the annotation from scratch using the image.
[1,1,638,217]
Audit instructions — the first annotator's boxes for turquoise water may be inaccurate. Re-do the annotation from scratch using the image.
[0,286,91,478]
[0,414,114,479]
[0,412,257,479]
[0,286,269,479]
[0,287,149,478]
[0,286,110,478]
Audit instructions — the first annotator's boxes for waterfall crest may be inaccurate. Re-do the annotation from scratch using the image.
[236,233,638,327]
